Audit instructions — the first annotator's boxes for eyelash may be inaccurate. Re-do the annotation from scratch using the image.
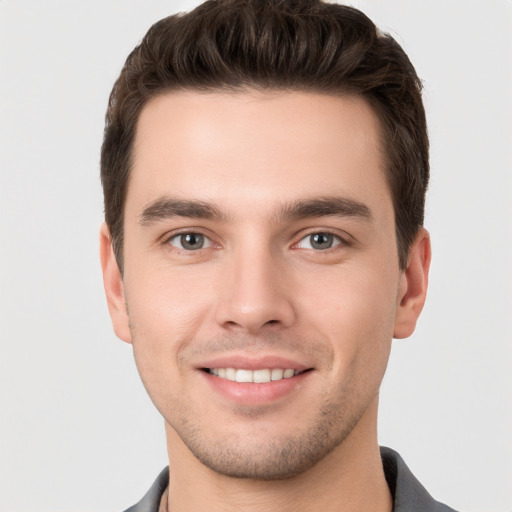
[292,230,350,251]
[161,229,350,253]
[162,230,217,253]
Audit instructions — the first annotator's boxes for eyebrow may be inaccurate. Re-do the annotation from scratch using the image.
[139,198,225,225]
[139,195,372,226]
[277,196,372,223]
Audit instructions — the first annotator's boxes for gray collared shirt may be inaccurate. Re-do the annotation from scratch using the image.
[123,446,459,512]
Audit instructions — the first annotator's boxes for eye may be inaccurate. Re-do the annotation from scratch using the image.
[296,232,342,250]
[167,232,212,251]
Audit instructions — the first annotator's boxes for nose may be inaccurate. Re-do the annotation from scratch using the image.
[214,244,296,334]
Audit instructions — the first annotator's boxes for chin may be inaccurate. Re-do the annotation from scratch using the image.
[172,401,365,481]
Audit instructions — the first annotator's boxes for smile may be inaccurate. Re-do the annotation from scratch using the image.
[207,368,304,383]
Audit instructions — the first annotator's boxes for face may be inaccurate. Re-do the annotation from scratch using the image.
[101,90,429,480]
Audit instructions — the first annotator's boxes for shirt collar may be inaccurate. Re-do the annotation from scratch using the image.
[124,447,457,512]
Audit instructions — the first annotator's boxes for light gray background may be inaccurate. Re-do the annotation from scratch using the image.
[1,1,511,511]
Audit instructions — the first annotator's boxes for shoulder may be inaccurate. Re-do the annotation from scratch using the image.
[381,446,460,512]
[122,467,169,512]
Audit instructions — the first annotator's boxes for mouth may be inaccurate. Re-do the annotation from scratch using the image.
[198,359,314,405]
[203,367,310,383]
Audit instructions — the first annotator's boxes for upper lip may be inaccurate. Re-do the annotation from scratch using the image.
[197,355,312,371]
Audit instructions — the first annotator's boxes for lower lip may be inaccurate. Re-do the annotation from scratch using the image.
[199,370,312,405]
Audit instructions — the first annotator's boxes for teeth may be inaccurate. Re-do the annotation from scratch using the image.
[208,368,300,383]
[254,369,271,383]
[271,369,284,381]
[235,369,253,383]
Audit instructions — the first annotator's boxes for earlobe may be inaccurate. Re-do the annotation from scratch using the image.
[393,228,431,339]
[99,223,132,344]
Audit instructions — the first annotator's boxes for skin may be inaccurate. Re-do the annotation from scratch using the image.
[100,90,431,511]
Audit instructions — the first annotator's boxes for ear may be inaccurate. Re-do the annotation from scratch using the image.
[99,223,132,344]
[394,228,431,339]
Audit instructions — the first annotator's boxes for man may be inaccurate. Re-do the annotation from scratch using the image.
[99,1,456,510]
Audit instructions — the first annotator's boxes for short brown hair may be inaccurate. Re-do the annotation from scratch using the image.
[101,0,428,271]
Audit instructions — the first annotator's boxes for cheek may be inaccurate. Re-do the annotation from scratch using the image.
[123,268,216,393]
[125,263,216,340]
[296,262,398,375]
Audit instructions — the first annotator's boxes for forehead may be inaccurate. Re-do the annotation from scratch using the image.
[129,89,390,218]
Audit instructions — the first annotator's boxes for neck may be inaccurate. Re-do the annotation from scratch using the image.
[164,397,392,512]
